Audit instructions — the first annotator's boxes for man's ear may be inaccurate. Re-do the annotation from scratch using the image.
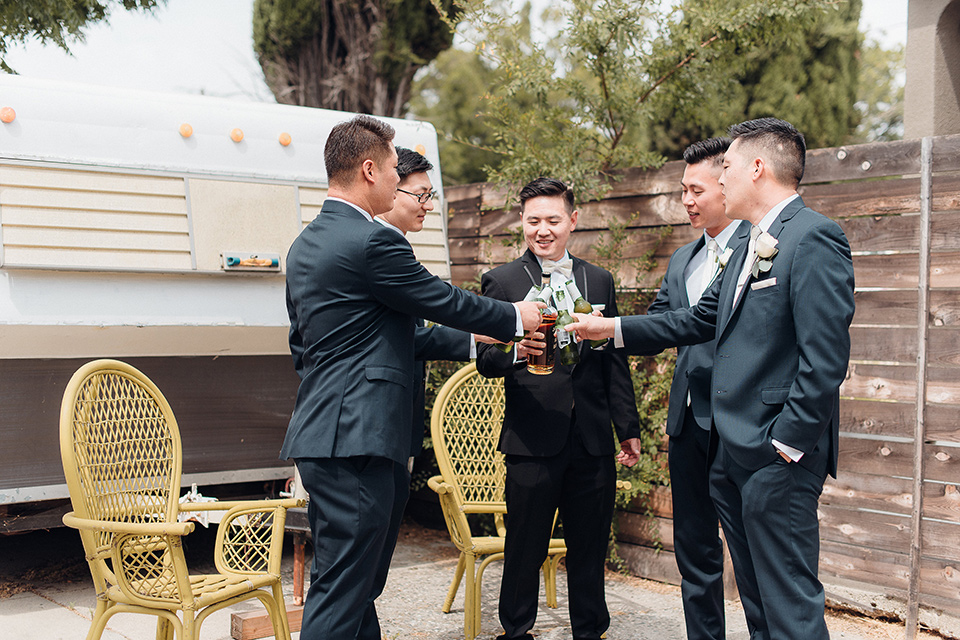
[361,158,377,185]
[569,208,579,231]
[752,157,765,182]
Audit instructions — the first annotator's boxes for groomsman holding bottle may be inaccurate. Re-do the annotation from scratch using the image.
[566,118,855,640]
[477,177,642,640]
[646,137,748,640]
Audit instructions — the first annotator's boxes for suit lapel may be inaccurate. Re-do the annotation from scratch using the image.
[677,236,705,309]
[717,221,754,335]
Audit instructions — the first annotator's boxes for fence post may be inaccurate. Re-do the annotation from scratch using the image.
[906,136,933,639]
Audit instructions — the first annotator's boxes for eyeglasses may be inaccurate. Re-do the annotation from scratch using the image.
[397,188,437,204]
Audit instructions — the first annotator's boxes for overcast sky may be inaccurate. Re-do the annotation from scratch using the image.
[3,0,909,102]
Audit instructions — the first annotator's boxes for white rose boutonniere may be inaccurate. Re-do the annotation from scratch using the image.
[718,247,734,270]
[751,231,779,278]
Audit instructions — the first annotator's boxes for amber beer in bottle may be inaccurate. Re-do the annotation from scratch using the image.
[527,274,557,375]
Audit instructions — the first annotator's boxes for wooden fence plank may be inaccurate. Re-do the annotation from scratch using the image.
[819,504,911,552]
[925,403,960,443]
[927,367,960,404]
[803,139,921,183]
[931,290,960,327]
[932,134,960,172]
[852,253,919,288]
[852,290,918,326]
[819,539,910,592]
[800,177,920,219]
[842,363,917,402]
[822,472,913,514]
[837,437,914,478]
[923,480,960,522]
[922,442,960,484]
[931,251,960,288]
[840,398,915,438]
[850,326,917,363]
[836,213,920,253]
[603,161,685,199]
[928,327,960,367]
[921,519,960,561]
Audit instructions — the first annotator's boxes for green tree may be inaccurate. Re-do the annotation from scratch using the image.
[253,0,457,117]
[408,48,503,185]
[433,0,838,201]
[0,0,161,73]
[853,36,904,142]
[648,0,863,159]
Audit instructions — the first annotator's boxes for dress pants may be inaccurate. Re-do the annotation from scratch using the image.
[499,429,616,640]
[709,438,828,640]
[295,456,409,640]
[668,408,725,640]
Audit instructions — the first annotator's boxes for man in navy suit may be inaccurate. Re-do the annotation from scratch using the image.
[566,118,855,640]
[477,178,641,640]
[281,116,544,640]
[646,137,748,640]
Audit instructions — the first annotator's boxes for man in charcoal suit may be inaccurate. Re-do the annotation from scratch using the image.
[476,177,641,640]
[566,118,855,640]
[281,116,543,640]
[646,137,749,640]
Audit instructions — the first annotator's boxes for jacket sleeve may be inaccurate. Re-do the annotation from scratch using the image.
[475,270,521,378]
[415,324,472,362]
[364,226,517,343]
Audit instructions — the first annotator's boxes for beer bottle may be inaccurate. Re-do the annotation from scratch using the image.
[565,279,607,349]
[527,274,557,375]
[554,289,580,366]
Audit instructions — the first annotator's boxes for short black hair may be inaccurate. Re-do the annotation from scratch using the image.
[728,117,806,187]
[324,115,395,187]
[683,137,731,168]
[519,177,575,214]
[396,147,433,181]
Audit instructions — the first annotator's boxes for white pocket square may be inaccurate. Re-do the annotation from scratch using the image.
[751,277,777,290]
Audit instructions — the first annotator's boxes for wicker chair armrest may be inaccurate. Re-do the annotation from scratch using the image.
[214,501,296,576]
[111,531,193,608]
[178,498,304,513]
[63,511,195,537]
[427,475,453,495]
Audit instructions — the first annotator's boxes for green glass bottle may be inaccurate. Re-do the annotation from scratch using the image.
[554,289,580,366]
[564,279,607,349]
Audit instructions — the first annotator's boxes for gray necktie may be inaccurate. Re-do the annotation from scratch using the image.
[700,238,720,296]
[733,225,762,308]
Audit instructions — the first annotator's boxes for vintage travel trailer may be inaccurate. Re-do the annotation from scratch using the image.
[0,75,450,531]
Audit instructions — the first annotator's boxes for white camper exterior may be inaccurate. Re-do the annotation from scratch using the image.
[0,75,451,529]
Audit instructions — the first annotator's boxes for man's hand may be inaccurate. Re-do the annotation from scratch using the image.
[564,312,616,342]
[616,438,642,468]
[516,300,547,333]
[516,331,545,358]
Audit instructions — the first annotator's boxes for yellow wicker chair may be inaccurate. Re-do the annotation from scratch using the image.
[59,359,303,640]
[427,362,567,640]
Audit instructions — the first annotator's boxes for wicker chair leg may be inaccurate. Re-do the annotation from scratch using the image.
[155,617,175,640]
[85,602,111,640]
[543,556,559,608]
[268,585,293,640]
[462,555,478,640]
[443,553,467,613]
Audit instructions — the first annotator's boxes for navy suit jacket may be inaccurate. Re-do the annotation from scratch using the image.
[620,198,854,478]
[477,250,640,457]
[647,222,750,436]
[281,199,517,465]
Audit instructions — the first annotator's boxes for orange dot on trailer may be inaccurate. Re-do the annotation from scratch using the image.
[231,128,244,142]
[179,123,193,138]
[279,132,292,146]
[0,107,15,123]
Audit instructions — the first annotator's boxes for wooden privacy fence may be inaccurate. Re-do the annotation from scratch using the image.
[444,134,960,638]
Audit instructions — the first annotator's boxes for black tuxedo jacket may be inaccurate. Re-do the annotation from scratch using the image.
[620,198,855,478]
[281,199,517,465]
[476,249,639,457]
[647,222,750,437]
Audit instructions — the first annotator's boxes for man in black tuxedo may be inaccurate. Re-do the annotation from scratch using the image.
[566,118,855,640]
[476,178,641,640]
[281,116,544,640]
[646,137,748,640]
